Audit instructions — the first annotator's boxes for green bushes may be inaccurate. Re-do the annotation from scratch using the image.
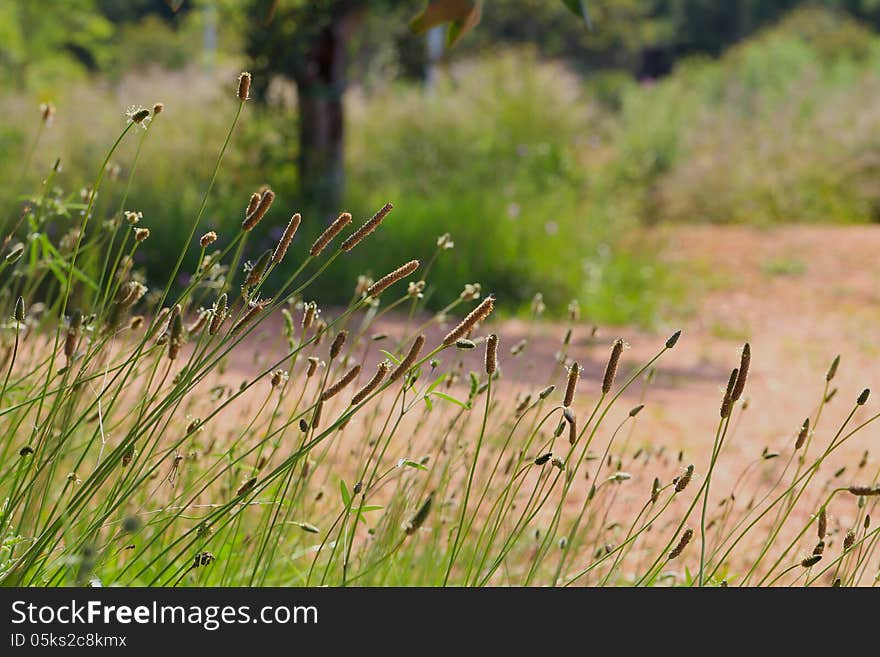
[6,6,880,327]
[609,7,880,225]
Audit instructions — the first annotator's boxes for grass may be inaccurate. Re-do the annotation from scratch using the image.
[762,256,808,278]
[0,74,878,588]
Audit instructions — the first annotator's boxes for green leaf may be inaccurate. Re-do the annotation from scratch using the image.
[399,458,428,471]
[410,0,482,47]
[340,479,351,508]
[422,395,434,411]
[431,391,470,409]
[425,374,448,395]
[380,349,402,364]
[561,0,592,28]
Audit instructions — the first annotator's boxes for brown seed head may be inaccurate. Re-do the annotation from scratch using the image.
[168,305,183,360]
[321,364,361,401]
[329,330,347,360]
[675,464,694,493]
[64,310,82,359]
[310,212,352,256]
[13,296,25,322]
[720,367,739,418]
[826,355,840,382]
[390,334,425,382]
[817,507,827,539]
[130,108,150,124]
[564,362,580,407]
[200,231,218,248]
[442,296,495,346]
[341,203,393,252]
[366,260,420,298]
[272,213,301,263]
[847,485,880,497]
[651,477,661,503]
[796,418,810,450]
[352,361,390,405]
[237,72,251,101]
[485,333,499,375]
[242,188,275,231]
[843,529,856,551]
[731,343,750,402]
[800,554,822,568]
[602,339,625,394]
[209,293,228,335]
[245,249,272,286]
[405,491,434,536]
[230,298,271,336]
[668,527,694,560]
[246,192,261,217]
[152,102,164,115]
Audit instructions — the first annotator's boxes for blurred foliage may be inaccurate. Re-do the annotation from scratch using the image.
[4,1,880,326]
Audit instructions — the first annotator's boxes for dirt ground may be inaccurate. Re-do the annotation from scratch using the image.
[235,223,880,504]
[498,224,880,493]
[221,224,880,581]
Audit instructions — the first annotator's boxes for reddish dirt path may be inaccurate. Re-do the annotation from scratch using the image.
[233,224,880,488]
[217,224,879,581]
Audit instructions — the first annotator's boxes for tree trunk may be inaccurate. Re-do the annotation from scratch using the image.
[294,11,360,215]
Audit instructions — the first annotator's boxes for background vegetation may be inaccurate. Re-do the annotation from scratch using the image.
[4,1,880,324]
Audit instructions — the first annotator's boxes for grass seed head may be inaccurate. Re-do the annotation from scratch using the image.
[602,339,625,394]
[801,554,822,568]
[675,464,694,493]
[341,202,393,252]
[795,418,810,450]
[442,296,495,345]
[485,333,499,375]
[564,362,580,407]
[167,305,183,360]
[209,293,228,335]
[826,354,840,382]
[245,249,272,287]
[329,330,347,360]
[230,298,271,336]
[847,485,880,496]
[321,364,361,401]
[651,477,661,503]
[405,491,434,535]
[857,388,870,405]
[720,367,739,418]
[731,342,750,402]
[665,329,682,349]
[390,334,425,382]
[668,527,693,560]
[237,71,251,101]
[818,507,827,539]
[366,260,420,298]
[200,231,217,247]
[310,211,352,256]
[352,361,390,405]
[272,213,301,263]
[539,385,555,400]
[242,188,275,232]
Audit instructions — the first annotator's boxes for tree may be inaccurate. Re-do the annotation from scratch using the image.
[244,0,589,215]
